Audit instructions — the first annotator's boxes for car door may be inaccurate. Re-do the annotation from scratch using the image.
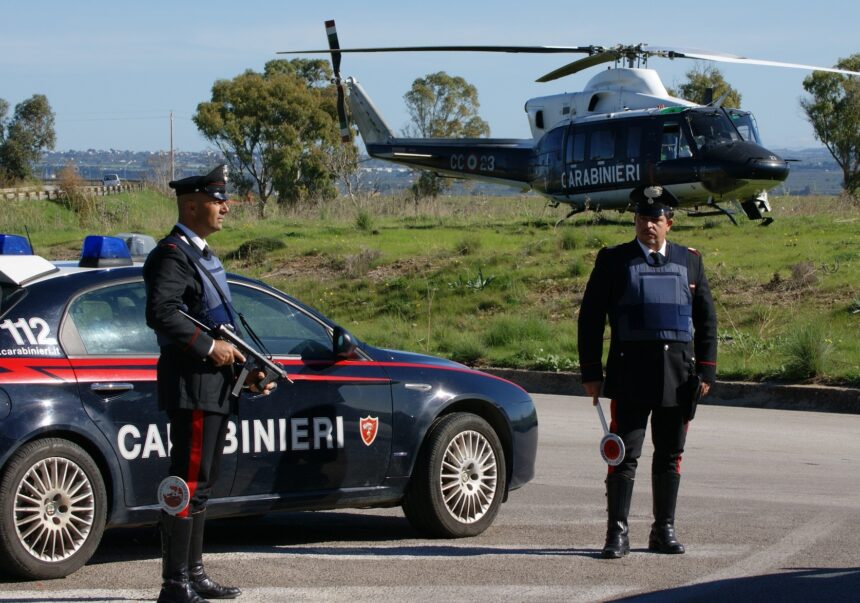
[65,279,237,508]
[226,282,393,498]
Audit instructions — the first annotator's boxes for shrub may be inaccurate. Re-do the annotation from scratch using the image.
[58,162,99,225]
[225,237,286,262]
[780,322,832,380]
[483,315,551,348]
[343,247,382,278]
[568,259,586,277]
[447,338,485,365]
[559,230,579,250]
[454,235,481,256]
[355,209,374,232]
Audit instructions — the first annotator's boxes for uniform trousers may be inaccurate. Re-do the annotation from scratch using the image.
[607,400,689,480]
[167,409,230,517]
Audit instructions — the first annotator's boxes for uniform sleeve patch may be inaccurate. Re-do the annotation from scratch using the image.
[687,247,701,256]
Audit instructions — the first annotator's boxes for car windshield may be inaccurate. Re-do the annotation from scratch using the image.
[687,110,741,150]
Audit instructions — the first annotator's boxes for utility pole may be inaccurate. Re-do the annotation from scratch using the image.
[169,110,174,182]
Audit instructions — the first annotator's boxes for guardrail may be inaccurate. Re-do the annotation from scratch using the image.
[0,182,144,201]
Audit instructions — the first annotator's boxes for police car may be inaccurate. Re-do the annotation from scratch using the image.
[0,234,538,579]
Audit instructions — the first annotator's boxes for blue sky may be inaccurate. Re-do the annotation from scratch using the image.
[3,1,857,152]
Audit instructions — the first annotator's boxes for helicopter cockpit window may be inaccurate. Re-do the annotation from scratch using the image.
[660,122,692,160]
[688,111,741,150]
[589,129,615,160]
[727,110,762,144]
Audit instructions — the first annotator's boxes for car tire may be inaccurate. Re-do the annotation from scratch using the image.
[402,412,506,538]
[0,438,107,579]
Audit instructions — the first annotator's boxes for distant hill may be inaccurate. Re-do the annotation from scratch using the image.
[35,146,846,197]
[770,147,844,196]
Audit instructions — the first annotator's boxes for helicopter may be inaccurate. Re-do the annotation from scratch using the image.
[281,21,860,224]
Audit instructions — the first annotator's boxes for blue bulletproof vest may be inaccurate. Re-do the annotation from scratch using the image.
[613,245,693,342]
[165,234,236,329]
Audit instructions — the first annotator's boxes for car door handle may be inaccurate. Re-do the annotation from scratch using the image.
[90,382,135,394]
[404,383,432,392]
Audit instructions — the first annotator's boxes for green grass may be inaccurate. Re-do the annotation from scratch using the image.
[13,188,860,385]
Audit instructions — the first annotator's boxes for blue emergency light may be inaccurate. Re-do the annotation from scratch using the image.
[0,234,33,255]
[79,235,133,268]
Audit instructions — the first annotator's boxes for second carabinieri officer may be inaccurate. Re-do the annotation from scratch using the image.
[578,198,717,560]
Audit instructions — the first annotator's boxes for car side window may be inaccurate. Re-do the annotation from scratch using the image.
[68,282,157,355]
[229,284,332,357]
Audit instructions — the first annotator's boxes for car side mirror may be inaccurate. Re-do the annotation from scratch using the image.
[332,326,357,359]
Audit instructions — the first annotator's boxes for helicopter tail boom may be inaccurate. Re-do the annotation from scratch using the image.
[346,77,534,188]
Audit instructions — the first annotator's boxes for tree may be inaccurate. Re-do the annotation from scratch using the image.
[402,72,490,199]
[667,64,742,108]
[801,54,860,196]
[0,94,56,183]
[194,59,354,217]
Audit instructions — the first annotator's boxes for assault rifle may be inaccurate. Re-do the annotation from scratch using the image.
[179,309,292,398]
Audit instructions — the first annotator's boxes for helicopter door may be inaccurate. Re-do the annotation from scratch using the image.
[535,126,565,194]
[564,128,586,194]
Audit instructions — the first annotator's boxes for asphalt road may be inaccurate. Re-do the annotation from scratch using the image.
[2,394,859,602]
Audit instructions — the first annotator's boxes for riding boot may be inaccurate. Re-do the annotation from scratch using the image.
[648,472,685,554]
[157,512,209,603]
[601,475,634,559]
[188,510,242,599]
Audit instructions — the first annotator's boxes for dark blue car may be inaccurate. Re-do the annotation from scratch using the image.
[0,235,538,579]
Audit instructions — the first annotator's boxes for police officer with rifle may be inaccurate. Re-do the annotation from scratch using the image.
[144,165,278,603]
[578,198,717,560]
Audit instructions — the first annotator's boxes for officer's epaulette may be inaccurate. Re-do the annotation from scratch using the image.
[687,247,701,256]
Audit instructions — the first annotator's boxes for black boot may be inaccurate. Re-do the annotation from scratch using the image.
[648,472,685,554]
[601,475,634,559]
[188,510,242,599]
[158,512,209,603]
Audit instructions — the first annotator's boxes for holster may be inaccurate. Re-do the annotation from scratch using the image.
[681,373,702,421]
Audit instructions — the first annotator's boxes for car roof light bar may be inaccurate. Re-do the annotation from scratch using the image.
[0,234,33,255]
[79,235,134,268]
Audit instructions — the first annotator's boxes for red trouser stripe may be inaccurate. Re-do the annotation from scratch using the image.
[179,410,204,518]
[676,421,690,474]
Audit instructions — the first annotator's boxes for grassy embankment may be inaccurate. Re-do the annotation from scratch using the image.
[4,189,858,385]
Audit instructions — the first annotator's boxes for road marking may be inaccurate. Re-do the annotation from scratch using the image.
[683,510,845,586]
[0,585,638,603]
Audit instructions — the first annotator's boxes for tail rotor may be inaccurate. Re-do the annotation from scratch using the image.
[325,19,351,143]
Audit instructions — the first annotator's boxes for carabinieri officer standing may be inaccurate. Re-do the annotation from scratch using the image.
[144,165,272,603]
[578,198,717,560]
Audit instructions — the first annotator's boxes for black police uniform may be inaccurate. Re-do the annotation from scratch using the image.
[578,200,717,559]
[144,165,242,603]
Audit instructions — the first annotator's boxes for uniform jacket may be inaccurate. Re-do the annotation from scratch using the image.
[143,227,234,414]
[578,239,717,406]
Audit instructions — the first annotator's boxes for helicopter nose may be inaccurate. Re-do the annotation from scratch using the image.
[701,141,789,182]
[748,154,790,182]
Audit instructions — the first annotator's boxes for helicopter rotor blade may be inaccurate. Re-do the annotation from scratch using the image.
[536,50,622,82]
[279,44,600,55]
[644,46,860,76]
[281,33,860,81]
[324,20,351,143]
